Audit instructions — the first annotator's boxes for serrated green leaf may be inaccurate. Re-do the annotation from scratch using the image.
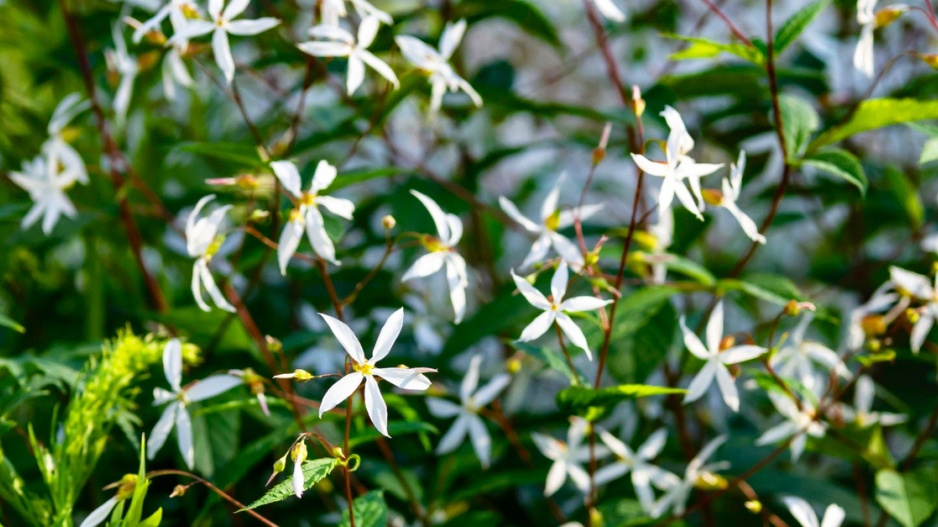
[665,34,764,64]
[339,490,387,527]
[800,147,867,196]
[875,468,938,527]
[774,0,831,53]
[238,458,338,511]
[556,384,686,415]
[809,98,938,151]
[779,94,820,159]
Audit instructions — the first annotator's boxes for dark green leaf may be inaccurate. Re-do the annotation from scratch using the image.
[0,314,25,334]
[457,0,562,50]
[800,148,867,196]
[774,0,831,53]
[339,491,387,527]
[778,94,819,159]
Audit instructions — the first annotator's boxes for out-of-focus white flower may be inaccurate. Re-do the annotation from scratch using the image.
[147,339,242,469]
[511,261,610,360]
[271,160,353,270]
[403,294,446,354]
[169,0,280,83]
[532,418,607,496]
[427,355,510,468]
[650,435,729,517]
[402,190,469,324]
[839,375,906,427]
[889,266,938,353]
[132,0,196,43]
[595,429,667,514]
[647,209,673,284]
[680,301,766,412]
[297,16,399,95]
[771,314,851,393]
[316,309,435,437]
[395,20,482,115]
[320,0,392,26]
[630,106,723,220]
[132,1,197,99]
[186,194,236,312]
[79,497,120,527]
[106,23,138,127]
[10,152,83,235]
[756,392,827,461]
[853,0,907,77]
[498,174,602,270]
[229,368,269,416]
[782,496,846,527]
[45,93,90,185]
[711,151,765,244]
[591,0,626,22]
[847,281,901,350]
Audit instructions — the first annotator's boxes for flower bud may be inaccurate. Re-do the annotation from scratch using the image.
[180,2,200,18]
[906,308,921,324]
[917,53,938,70]
[719,335,736,351]
[506,356,522,374]
[332,446,345,459]
[784,299,801,317]
[382,215,396,230]
[631,85,645,117]
[592,122,612,166]
[874,6,907,28]
[274,369,313,381]
[170,484,188,498]
[695,472,728,490]
[266,453,289,486]
[861,314,887,337]
[291,441,308,464]
[744,500,762,513]
[137,51,162,72]
[266,335,283,354]
[116,474,139,500]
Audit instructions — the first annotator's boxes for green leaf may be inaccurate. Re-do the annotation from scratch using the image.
[557,384,686,415]
[0,313,25,334]
[136,508,162,527]
[332,167,404,191]
[919,137,938,166]
[883,166,924,229]
[665,35,764,64]
[510,341,586,384]
[875,468,938,527]
[799,148,867,196]
[457,0,562,50]
[173,141,264,167]
[339,491,387,527]
[778,94,820,159]
[809,98,938,151]
[348,421,438,448]
[773,0,831,53]
[721,274,806,306]
[238,458,338,511]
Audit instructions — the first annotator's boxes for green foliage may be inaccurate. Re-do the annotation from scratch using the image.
[240,458,339,511]
[799,148,868,195]
[339,491,388,527]
[875,467,938,527]
[809,98,938,151]
[778,94,820,160]
[773,0,831,53]
[556,384,685,416]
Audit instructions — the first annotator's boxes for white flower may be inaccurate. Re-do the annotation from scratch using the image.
[591,0,626,21]
[132,1,197,99]
[404,294,446,354]
[317,308,435,437]
[106,23,138,127]
[79,497,120,527]
[132,0,196,43]
[271,160,353,271]
[532,418,607,496]
[889,266,938,352]
[756,392,827,461]
[297,16,399,95]
[321,0,392,27]
[630,106,723,220]
[147,339,242,469]
[427,355,510,468]
[714,151,765,244]
[45,93,90,185]
[395,20,482,115]
[186,194,236,312]
[650,435,729,517]
[595,429,667,513]
[853,1,908,77]
[841,375,906,427]
[680,301,767,412]
[771,314,851,394]
[782,496,846,527]
[847,280,901,350]
[169,0,280,83]
[511,261,611,360]
[10,154,81,235]
[498,174,602,270]
[402,190,469,324]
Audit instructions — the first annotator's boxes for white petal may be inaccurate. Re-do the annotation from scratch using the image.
[467,414,492,467]
[198,261,236,312]
[311,159,338,192]
[821,504,845,527]
[410,190,451,241]
[364,375,389,436]
[755,421,798,446]
[226,18,280,36]
[520,233,552,269]
[371,308,403,363]
[498,196,540,232]
[854,375,875,415]
[706,301,724,353]
[510,270,550,310]
[357,15,380,47]
[726,203,766,244]
[673,181,703,220]
[593,0,626,21]
[637,429,668,460]
[556,313,592,360]
[595,462,630,486]
[320,314,366,364]
[305,206,338,265]
[212,29,235,83]
[436,414,469,454]
[292,459,305,498]
[319,372,364,416]
[186,374,241,401]
[191,261,211,312]
[561,296,611,312]
[317,196,355,220]
[277,219,304,275]
[222,0,250,19]
[630,153,673,178]
[683,361,716,404]
[439,19,466,59]
[427,398,461,418]
[911,315,934,353]
[782,496,820,527]
[446,255,468,323]
[889,266,933,298]
[402,252,445,281]
[714,364,739,412]
[551,261,569,302]
[147,402,179,459]
[679,316,711,360]
[270,160,302,197]
[79,497,119,527]
[544,460,566,496]
[176,406,194,469]
[297,41,351,57]
[473,374,510,407]
[163,339,183,392]
[209,0,223,19]
[461,355,482,402]
[518,310,555,342]
[548,232,585,269]
[358,50,399,88]
[372,367,432,390]
[720,345,766,364]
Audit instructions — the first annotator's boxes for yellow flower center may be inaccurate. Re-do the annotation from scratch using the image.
[544,210,561,232]
[204,234,225,261]
[299,192,317,207]
[353,362,374,376]
[289,208,304,223]
[422,235,448,253]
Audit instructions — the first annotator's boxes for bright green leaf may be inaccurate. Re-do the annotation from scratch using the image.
[0,314,25,334]
[875,468,938,527]
[339,491,387,527]
[774,0,831,53]
[665,34,764,64]
[809,98,938,151]
[239,458,338,511]
[800,148,867,196]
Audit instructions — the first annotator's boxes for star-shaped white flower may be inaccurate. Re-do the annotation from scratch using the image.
[297,16,399,95]
[591,0,626,21]
[395,20,482,115]
[402,190,469,324]
[841,375,906,427]
[713,151,765,244]
[132,0,196,43]
[756,392,827,461]
[320,0,392,27]
[147,339,242,469]
[650,435,729,518]
[106,23,138,127]
[317,308,435,437]
[427,355,510,468]
[45,93,89,185]
[889,266,938,353]
[630,106,723,220]
[498,174,603,270]
[169,0,280,83]
[771,314,851,393]
[10,154,82,235]
[271,160,353,271]
[512,261,611,361]
[186,194,236,312]
[782,496,845,527]
[847,280,901,350]
[532,418,607,496]
[595,428,667,514]
[680,301,767,412]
